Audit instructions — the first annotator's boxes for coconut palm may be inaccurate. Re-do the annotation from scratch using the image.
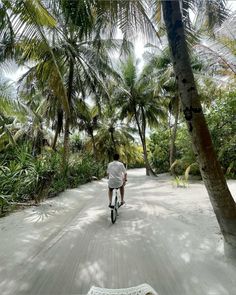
[16,0,122,168]
[86,102,136,163]
[114,55,165,175]
[143,43,214,168]
[93,0,236,251]
[160,0,236,252]
[76,100,99,158]
[143,46,179,168]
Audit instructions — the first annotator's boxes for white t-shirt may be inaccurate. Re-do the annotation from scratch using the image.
[107,161,126,188]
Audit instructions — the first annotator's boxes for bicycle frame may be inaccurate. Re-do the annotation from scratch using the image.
[111,188,119,207]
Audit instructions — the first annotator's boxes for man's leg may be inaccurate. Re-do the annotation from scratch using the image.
[120,185,124,203]
[108,188,113,204]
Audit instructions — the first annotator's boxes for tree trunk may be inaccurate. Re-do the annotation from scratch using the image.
[52,109,63,150]
[169,97,180,170]
[90,131,97,159]
[109,127,116,152]
[142,135,154,176]
[162,0,236,254]
[62,59,74,170]
[135,108,155,176]
[32,122,43,156]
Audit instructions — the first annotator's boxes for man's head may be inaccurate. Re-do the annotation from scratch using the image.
[113,153,120,161]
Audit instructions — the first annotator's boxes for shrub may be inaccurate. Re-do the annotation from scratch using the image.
[148,129,170,173]
[0,144,106,211]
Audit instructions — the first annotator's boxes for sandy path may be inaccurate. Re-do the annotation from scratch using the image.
[0,169,236,295]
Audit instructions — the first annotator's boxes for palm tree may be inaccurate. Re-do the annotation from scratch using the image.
[115,55,165,175]
[161,0,236,252]
[86,102,136,163]
[16,0,121,168]
[76,100,99,158]
[0,79,51,154]
[144,44,213,169]
[92,0,236,252]
[144,47,179,168]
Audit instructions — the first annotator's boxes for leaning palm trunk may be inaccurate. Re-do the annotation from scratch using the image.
[162,0,236,254]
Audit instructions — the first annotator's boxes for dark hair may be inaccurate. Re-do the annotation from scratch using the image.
[113,153,120,160]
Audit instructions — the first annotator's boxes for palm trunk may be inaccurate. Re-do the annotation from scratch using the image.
[62,60,74,170]
[32,122,43,156]
[109,127,116,152]
[52,128,59,151]
[135,108,154,176]
[169,98,180,169]
[52,109,63,150]
[90,131,97,159]
[162,0,236,254]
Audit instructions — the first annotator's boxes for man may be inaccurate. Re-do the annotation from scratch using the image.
[107,153,127,208]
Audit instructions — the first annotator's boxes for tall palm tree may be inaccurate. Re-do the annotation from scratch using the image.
[144,43,213,169]
[17,0,121,168]
[92,0,236,251]
[115,55,165,175]
[144,47,179,168]
[160,0,236,252]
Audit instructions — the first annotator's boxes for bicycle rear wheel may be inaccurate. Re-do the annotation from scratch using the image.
[111,197,117,224]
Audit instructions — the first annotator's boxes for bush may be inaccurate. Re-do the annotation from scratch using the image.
[149,125,201,176]
[148,129,170,173]
[206,93,236,178]
[67,153,106,188]
[0,144,106,209]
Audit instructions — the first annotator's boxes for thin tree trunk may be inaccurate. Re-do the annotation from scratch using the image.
[90,131,97,159]
[169,97,180,170]
[52,128,59,151]
[52,109,63,150]
[134,108,154,176]
[32,122,43,156]
[109,127,116,152]
[162,0,236,254]
[62,59,74,170]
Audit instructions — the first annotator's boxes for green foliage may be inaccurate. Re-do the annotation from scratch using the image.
[70,134,83,153]
[206,93,236,178]
[67,154,106,188]
[174,127,200,176]
[149,125,200,176]
[172,176,188,188]
[148,128,170,173]
[124,145,144,168]
[0,144,106,213]
[149,90,236,179]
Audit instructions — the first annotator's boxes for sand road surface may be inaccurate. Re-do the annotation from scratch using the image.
[1,169,236,295]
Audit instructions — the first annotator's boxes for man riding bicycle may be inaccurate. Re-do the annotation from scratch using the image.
[107,153,127,208]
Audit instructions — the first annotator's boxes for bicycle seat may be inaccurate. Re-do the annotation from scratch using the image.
[87,283,158,295]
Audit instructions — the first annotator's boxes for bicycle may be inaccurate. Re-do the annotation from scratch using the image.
[110,188,122,224]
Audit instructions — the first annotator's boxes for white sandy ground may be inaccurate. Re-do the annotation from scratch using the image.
[0,168,236,295]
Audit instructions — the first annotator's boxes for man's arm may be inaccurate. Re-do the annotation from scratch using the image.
[124,172,127,181]
[122,163,127,182]
[107,163,110,179]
